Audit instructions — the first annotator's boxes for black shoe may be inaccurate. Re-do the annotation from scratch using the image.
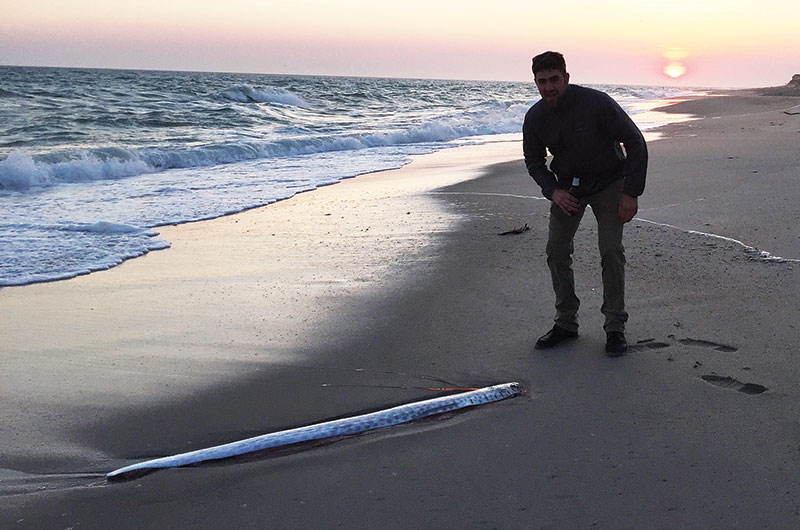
[535,325,578,349]
[605,331,627,356]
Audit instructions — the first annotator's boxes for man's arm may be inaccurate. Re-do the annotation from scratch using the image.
[603,96,648,198]
[522,117,559,200]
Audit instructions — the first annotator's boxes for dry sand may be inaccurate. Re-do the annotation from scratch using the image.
[1,92,799,529]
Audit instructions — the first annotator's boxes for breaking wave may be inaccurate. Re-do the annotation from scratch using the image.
[0,99,529,191]
[215,85,309,107]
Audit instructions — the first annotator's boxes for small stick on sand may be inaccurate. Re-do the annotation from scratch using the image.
[499,223,530,236]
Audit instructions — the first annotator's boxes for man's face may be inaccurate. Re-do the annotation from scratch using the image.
[534,69,569,108]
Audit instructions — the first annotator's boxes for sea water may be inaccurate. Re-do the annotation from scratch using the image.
[0,66,703,286]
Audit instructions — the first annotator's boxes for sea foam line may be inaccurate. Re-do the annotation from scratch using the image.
[430,192,797,263]
[635,217,799,263]
[107,382,521,481]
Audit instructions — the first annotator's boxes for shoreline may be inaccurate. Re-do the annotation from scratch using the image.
[3,90,800,528]
[0,139,519,289]
[1,86,698,290]
[0,140,523,478]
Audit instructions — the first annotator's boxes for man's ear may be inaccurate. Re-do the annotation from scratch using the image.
[565,72,570,84]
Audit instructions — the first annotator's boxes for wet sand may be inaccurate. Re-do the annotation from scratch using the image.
[2,92,800,528]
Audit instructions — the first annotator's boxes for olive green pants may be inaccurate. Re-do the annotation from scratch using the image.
[546,179,628,333]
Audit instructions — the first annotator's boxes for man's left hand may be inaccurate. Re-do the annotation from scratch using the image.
[618,194,638,223]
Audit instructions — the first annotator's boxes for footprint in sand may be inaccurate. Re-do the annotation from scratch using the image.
[669,335,738,352]
[701,374,767,394]
[630,338,764,393]
[627,338,671,352]
[628,336,740,354]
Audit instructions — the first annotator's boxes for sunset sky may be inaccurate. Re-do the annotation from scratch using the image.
[2,0,798,87]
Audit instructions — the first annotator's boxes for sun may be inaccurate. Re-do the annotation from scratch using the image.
[664,63,687,79]
[662,47,688,80]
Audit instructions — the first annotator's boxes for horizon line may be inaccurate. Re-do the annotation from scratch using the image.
[0,62,733,90]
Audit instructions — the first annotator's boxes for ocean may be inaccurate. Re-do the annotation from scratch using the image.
[0,66,702,286]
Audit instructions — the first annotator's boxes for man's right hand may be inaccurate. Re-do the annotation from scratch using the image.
[552,189,580,215]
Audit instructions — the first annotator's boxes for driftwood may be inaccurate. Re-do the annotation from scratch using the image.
[499,223,530,236]
[783,111,800,116]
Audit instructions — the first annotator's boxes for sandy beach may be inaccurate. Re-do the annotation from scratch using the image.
[2,90,800,529]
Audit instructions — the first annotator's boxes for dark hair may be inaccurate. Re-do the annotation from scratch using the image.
[532,51,567,75]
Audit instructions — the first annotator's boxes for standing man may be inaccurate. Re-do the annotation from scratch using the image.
[522,51,647,356]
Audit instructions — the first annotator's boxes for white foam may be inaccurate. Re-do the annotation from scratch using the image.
[0,231,170,286]
[61,221,155,235]
[0,151,51,189]
[635,218,800,263]
[0,151,154,190]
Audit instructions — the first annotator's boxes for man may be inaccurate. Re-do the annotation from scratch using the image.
[522,51,647,356]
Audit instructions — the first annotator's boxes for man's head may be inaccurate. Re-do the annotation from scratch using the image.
[532,51,569,108]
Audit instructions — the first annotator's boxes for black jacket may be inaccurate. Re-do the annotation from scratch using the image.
[522,84,648,199]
